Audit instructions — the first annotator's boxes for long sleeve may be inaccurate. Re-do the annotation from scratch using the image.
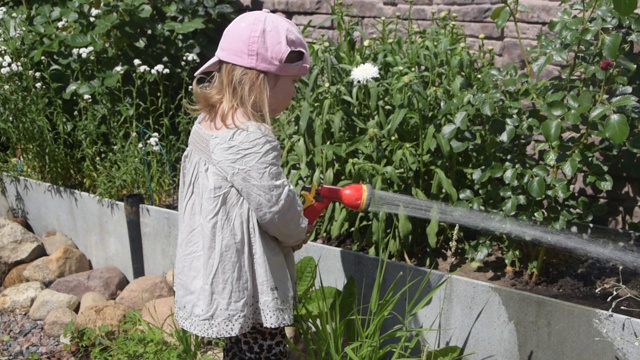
[214,124,308,246]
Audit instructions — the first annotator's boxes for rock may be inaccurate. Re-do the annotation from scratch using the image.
[0,221,46,267]
[140,296,176,341]
[75,300,128,333]
[165,268,174,289]
[50,266,128,300]
[7,217,34,232]
[79,292,107,314]
[3,263,29,288]
[29,289,79,321]
[0,281,45,313]
[116,275,173,311]
[44,307,77,338]
[41,231,78,255]
[23,246,91,285]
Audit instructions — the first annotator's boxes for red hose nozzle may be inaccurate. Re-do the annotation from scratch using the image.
[301,183,372,227]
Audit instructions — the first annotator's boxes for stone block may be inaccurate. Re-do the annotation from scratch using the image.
[292,14,333,28]
[460,22,503,39]
[504,23,545,40]
[516,0,562,24]
[263,0,331,13]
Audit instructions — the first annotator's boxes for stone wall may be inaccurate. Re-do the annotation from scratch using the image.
[239,0,563,67]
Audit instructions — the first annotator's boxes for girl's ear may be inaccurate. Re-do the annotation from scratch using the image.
[285,51,305,64]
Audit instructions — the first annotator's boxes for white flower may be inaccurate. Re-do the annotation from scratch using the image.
[57,19,67,28]
[350,63,380,84]
[151,64,165,75]
[183,53,199,62]
[138,65,149,73]
[152,145,161,152]
[138,142,144,148]
[148,137,158,146]
[113,65,124,74]
[151,132,159,138]
[35,82,42,89]
[133,59,142,66]
[90,8,101,17]
[83,94,92,101]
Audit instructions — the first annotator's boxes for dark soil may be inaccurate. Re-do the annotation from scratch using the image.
[318,235,640,320]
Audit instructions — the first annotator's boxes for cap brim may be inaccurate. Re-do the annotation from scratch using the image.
[194,56,221,76]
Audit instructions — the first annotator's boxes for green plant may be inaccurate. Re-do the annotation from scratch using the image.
[291,256,461,359]
[277,2,498,263]
[65,310,222,359]
[0,0,237,205]
[277,0,640,276]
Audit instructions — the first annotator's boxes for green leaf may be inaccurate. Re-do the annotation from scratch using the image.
[604,114,629,144]
[296,257,317,299]
[547,101,567,117]
[602,33,622,59]
[596,174,613,191]
[527,177,546,199]
[65,34,91,47]
[441,123,457,140]
[610,95,638,108]
[398,211,412,239]
[491,6,511,29]
[541,119,561,142]
[613,0,638,16]
[588,104,609,121]
[561,158,578,177]
[138,4,153,17]
[499,125,515,143]
[531,55,552,77]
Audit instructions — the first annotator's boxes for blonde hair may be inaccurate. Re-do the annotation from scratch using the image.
[188,62,272,127]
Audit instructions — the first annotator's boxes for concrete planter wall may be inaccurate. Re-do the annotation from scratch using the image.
[2,175,639,359]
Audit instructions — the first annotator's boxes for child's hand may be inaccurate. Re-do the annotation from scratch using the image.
[292,234,310,252]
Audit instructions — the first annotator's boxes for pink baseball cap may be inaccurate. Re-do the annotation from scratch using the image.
[195,9,310,77]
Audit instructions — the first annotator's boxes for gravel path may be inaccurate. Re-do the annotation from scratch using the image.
[0,309,75,360]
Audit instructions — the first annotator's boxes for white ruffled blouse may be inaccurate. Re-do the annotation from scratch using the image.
[173,117,308,338]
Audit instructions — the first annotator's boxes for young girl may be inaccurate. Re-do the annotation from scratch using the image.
[173,9,311,359]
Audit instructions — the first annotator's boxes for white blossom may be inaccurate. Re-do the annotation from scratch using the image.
[350,63,380,84]
[133,59,142,66]
[148,137,158,146]
[183,53,199,62]
[138,65,150,73]
[152,145,161,152]
[113,65,124,74]
[83,94,92,101]
[138,142,144,148]
[151,64,164,75]
[35,82,42,89]
[90,8,101,17]
[151,132,159,138]
[57,19,67,28]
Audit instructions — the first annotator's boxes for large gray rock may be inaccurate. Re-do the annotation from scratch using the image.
[0,281,45,313]
[44,307,77,338]
[116,275,173,311]
[41,231,78,255]
[29,289,80,320]
[23,246,91,285]
[0,220,45,267]
[50,266,128,300]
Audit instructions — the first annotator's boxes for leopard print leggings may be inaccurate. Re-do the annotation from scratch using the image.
[223,324,288,360]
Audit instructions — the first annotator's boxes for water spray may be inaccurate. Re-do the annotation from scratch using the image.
[302,183,640,271]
